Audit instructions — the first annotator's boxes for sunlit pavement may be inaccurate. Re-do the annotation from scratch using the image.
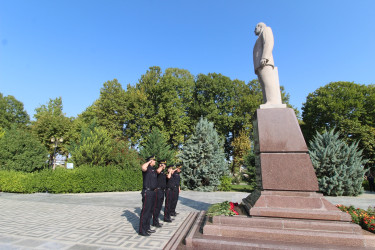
[0,191,373,249]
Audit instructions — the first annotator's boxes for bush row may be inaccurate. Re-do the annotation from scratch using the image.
[0,165,142,193]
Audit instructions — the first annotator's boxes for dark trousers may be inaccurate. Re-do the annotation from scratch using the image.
[170,188,179,214]
[139,189,156,234]
[152,189,165,225]
[164,188,173,221]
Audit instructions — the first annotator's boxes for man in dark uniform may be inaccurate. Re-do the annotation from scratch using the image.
[170,165,181,217]
[164,165,176,223]
[152,160,167,227]
[139,156,158,236]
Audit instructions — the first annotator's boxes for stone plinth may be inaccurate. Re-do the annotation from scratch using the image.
[202,215,366,248]
[183,108,373,249]
[245,190,351,221]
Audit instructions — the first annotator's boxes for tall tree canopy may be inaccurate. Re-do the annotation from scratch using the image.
[191,76,293,159]
[302,81,375,167]
[124,66,195,148]
[31,97,73,163]
[80,79,127,138]
[0,93,30,129]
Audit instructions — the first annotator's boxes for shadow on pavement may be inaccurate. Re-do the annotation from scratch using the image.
[178,196,211,210]
[122,207,141,232]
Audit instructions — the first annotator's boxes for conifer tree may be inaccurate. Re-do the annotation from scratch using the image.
[179,117,229,191]
[309,129,367,196]
[139,127,175,163]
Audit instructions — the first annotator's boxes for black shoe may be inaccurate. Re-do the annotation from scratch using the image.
[147,229,156,233]
[139,231,151,236]
[153,223,162,228]
[164,218,172,222]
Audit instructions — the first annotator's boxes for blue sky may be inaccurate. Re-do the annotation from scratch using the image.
[1,0,374,119]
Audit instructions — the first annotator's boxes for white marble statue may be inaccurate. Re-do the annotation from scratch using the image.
[253,22,286,108]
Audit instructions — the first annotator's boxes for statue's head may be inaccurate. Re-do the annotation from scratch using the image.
[254,22,266,36]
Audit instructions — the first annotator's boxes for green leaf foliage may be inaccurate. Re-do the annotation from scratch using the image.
[31,97,73,164]
[302,82,375,167]
[69,123,140,169]
[218,176,232,191]
[309,129,367,196]
[0,165,142,193]
[79,79,127,138]
[124,67,195,149]
[139,127,175,163]
[207,201,237,216]
[242,151,256,188]
[179,117,229,191]
[69,126,114,166]
[0,126,48,172]
[190,77,294,159]
[0,93,30,129]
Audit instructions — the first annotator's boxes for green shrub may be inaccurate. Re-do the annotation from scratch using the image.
[0,165,142,193]
[363,180,369,191]
[0,126,48,172]
[0,170,38,193]
[309,129,367,196]
[218,176,232,191]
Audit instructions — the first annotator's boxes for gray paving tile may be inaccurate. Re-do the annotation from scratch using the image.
[0,191,374,249]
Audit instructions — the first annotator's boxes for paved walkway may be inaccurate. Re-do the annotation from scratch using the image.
[0,191,374,250]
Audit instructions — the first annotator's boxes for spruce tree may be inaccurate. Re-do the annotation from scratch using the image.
[139,127,175,163]
[309,129,367,196]
[179,117,229,191]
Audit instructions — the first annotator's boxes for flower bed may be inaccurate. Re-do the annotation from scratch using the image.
[336,204,375,234]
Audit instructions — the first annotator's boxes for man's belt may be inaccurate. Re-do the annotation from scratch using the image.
[156,187,166,191]
[143,188,156,191]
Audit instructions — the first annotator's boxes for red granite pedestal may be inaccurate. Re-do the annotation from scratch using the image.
[183,108,374,249]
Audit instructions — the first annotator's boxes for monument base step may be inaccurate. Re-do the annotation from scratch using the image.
[243,190,352,221]
[181,212,375,250]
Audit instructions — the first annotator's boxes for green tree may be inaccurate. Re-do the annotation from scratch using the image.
[242,151,256,188]
[154,68,195,148]
[139,127,175,163]
[0,126,48,172]
[191,76,294,159]
[302,81,375,167]
[124,66,195,149]
[231,129,251,182]
[79,79,127,138]
[31,97,73,165]
[0,93,30,129]
[179,117,229,191]
[124,66,162,146]
[309,129,367,196]
[69,126,113,167]
[109,138,141,171]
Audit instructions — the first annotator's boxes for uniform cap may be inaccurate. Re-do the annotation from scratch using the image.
[147,155,156,161]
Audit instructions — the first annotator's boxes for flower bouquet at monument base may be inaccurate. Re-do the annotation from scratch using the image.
[207,201,245,217]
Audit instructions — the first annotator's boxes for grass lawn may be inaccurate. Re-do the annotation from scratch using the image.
[230,184,254,192]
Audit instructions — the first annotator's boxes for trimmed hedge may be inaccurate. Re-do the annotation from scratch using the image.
[0,165,142,193]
